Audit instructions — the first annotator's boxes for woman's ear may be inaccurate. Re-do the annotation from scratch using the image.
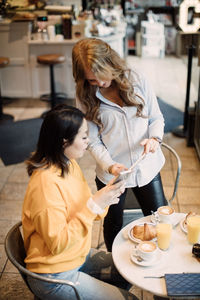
[63,138,68,148]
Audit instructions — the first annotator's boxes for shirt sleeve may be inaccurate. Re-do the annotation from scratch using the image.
[87,197,105,214]
[33,206,71,255]
[76,96,116,171]
[87,197,109,221]
[87,121,116,172]
[31,179,94,256]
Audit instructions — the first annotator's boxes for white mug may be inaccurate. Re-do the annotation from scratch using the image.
[55,34,64,41]
[132,241,157,261]
[157,206,175,223]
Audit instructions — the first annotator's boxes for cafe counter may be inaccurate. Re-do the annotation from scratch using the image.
[0,21,125,99]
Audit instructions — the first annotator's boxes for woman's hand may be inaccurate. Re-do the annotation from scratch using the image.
[108,163,128,176]
[140,138,159,154]
[92,179,125,210]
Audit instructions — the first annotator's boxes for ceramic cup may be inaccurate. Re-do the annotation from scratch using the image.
[157,206,175,223]
[55,34,64,41]
[156,223,172,250]
[133,241,157,261]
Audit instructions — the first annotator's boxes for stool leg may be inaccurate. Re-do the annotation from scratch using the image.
[50,64,56,109]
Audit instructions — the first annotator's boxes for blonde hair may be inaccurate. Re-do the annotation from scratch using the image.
[72,38,144,129]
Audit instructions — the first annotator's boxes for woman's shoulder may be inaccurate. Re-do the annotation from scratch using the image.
[31,165,59,182]
[130,68,146,85]
[70,159,80,170]
[130,68,153,97]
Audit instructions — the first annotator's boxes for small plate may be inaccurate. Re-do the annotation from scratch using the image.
[122,225,132,240]
[180,218,187,234]
[130,249,162,267]
[128,222,157,243]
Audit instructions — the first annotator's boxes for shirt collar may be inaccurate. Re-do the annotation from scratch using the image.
[96,88,123,109]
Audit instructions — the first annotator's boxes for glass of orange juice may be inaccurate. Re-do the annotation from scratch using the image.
[187,215,200,244]
[156,223,172,250]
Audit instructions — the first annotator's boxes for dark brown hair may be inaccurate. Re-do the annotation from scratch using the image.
[26,104,85,177]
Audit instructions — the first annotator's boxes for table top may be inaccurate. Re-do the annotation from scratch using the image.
[112,213,200,298]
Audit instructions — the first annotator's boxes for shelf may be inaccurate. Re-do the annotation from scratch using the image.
[125,8,145,15]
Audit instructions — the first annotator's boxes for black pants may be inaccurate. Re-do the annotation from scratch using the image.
[95,173,167,252]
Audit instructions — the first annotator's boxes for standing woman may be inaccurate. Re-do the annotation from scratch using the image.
[72,38,167,252]
[22,105,138,300]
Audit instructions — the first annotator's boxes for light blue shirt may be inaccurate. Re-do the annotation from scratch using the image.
[79,70,165,187]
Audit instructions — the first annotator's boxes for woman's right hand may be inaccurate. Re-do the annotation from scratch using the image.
[92,179,125,210]
[108,163,128,176]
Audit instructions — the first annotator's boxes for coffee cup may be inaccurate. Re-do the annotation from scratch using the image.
[133,241,157,261]
[55,34,64,41]
[157,206,175,223]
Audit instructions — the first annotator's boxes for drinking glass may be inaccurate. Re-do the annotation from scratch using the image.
[156,223,172,250]
[187,215,200,244]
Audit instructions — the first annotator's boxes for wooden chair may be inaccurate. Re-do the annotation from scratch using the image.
[5,221,81,300]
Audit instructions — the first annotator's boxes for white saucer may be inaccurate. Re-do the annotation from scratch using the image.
[151,212,181,227]
[130,249,162,267]
[128,222,157,243]
[122,225,132,240]
[180,218,187,233]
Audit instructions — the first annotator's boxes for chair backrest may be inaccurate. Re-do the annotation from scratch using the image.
[4,221,30,287]
[5,221,81,300]
[123,142,182,214]
[161,142,182,204]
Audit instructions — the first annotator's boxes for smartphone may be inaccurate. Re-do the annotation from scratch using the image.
[112,154,146,184]
[113,169,133,184]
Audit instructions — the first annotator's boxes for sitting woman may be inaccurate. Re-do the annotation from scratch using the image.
[22,105,137,300]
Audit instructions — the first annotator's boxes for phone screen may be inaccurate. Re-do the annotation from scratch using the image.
[113,169,133,184]
[112,154,145,184]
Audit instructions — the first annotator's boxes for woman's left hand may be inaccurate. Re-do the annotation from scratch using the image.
[108,163,128,176]
[140,138,159,154]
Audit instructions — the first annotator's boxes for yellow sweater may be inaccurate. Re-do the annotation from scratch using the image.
[22,160,102,273]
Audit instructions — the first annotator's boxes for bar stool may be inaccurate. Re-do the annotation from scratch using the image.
[37,54,67,117]
[0,57,14,123]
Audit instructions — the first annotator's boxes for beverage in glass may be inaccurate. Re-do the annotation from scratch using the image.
[156,223,172,250]
[187,215,200,244]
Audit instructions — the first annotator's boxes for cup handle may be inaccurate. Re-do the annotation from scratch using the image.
[132,248,139,257]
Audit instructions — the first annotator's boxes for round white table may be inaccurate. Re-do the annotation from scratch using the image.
[112,213,200,298]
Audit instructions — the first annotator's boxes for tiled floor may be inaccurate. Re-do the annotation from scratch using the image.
[0,55,200,300]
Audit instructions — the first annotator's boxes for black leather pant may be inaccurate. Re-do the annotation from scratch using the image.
[95,173,167,252]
